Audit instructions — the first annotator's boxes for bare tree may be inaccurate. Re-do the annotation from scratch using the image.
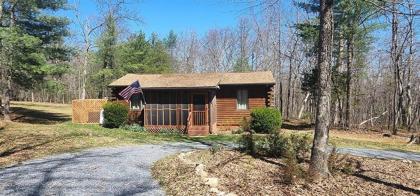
[390,0,400,135]
[174,31,200,73]
[73,2,104,99]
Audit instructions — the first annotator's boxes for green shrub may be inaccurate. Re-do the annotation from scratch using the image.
[232,129,243,134]
[238,129,257,156]
[328,146,358,174]
[121,124,146,132]
[253,133,311,160]
[283,148,306,184]
[209,144,224,155]
[103,102,129,128]
[265,132,288,157]
[250,107,282,133]
[288,134,311,162]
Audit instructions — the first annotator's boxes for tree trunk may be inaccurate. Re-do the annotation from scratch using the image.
[291,79,296,118]
[98,74,104,99]
[277,14,283,115]
[332,32,344,127]
[286,57,293,119]
[338,98,344,127]
[81,25,90,100]
[0,0,4,117]
[298,92,310,119]
[406,1,414,127]
[408,102,419,132]
[391,0,399,135]
[0,0,3,20]
[309,0,333,180]
[345,36,353,131]
[279,81,283,114]
[2,78,11,121]
[2,1,16,121]
[81,56,87,99]
[332,100,339,126]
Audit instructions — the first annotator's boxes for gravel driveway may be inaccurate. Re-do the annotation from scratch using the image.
[337,147,420,162]
[0,142,418,195]
[0,143,208,196]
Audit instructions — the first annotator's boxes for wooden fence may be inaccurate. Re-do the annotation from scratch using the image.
[72,99,108,124]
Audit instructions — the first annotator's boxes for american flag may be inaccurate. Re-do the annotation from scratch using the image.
[119,80,142,100]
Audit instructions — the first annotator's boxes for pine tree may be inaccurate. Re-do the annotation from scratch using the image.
[117,32,172,74]
[164,30,177,69]
[96,13,117,98]
[0,0,69,120]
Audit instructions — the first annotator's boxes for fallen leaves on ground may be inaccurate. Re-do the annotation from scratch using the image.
[153,149,420,195]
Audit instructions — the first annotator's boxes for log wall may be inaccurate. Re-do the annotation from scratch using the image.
[216,85,272,130]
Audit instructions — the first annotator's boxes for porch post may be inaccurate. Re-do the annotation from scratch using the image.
[209,90,217,134]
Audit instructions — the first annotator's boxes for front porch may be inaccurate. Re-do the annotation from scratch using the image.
[140,90,216,136]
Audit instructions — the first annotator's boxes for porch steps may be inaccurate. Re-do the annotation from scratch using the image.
[188,126,209,136]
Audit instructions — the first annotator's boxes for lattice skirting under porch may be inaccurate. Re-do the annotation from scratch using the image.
[145,125,187,134]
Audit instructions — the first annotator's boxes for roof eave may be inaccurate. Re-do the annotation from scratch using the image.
[108,85,219,89]
[219,82,276,85]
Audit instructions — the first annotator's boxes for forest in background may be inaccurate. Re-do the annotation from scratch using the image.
[0,0,419,134]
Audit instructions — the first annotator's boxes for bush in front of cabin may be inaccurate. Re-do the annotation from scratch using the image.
[103,102,129,128]
[250,107,282,133]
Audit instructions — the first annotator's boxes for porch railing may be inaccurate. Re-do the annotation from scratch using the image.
[193,111,206,125]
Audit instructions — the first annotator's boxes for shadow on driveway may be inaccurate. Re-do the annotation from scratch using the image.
[0,143,208,195]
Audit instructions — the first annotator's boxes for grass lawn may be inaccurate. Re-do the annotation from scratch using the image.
[0,102,418,168]
[281,127,420,153]
[0,102,235,168]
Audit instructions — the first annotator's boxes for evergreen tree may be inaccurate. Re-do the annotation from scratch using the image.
[164,30,177,69]
[233,57,251,72]
[297,0,381,129]
[117,32,171,74]
[95,13,118,98]
[0,0,69,120]
[164,30,177,50]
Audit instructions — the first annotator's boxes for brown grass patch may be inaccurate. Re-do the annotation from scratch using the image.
[0,122,120,167]
[152,154,210,195]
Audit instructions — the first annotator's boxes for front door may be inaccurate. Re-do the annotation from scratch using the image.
[192,94,207,125]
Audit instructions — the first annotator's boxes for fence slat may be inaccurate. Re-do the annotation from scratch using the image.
[72,99,108,124]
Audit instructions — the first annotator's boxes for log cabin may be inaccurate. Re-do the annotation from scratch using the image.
[109,71,275,136]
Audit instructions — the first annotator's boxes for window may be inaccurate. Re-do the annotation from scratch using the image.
[237,89,248,110]
[130,94,142,110]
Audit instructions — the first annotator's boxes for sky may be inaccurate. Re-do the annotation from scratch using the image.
[65,0,258,39]
[62,0,419,47]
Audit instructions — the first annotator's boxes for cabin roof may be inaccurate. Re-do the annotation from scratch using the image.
[108,71,275,88]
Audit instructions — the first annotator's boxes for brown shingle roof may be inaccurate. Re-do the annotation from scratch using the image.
[108,71,275,88]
